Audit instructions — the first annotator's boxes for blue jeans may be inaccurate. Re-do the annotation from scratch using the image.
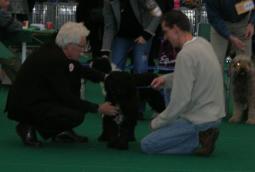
[163,88,171,106]
[141,118,221,154]
[111,37,152,73]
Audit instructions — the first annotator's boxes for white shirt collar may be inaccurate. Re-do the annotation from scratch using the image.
[183,37,197,47]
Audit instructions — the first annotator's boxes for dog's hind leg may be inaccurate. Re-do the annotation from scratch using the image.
[246,81,255,124]
[246,115,255,125]
[229,102,244,123]
[246,104,255,125]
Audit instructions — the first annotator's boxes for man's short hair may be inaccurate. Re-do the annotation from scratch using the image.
[162,10,191,32]
[55,22,90,48]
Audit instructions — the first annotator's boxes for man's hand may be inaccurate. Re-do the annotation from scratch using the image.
[151,76,166,90]
[98,102,118,116]
[229,35,245,51]
[135,36,146,44]
[245,23,254,39]
[150,119,157,131]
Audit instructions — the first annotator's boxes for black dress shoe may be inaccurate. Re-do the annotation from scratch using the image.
[52,130,88,143]
[16,123,42,148]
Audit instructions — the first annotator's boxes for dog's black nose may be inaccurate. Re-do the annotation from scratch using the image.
[238,68,247,76]
[92,57,112,74]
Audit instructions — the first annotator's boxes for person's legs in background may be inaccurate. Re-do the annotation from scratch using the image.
[210,28,229,70]
[211,16,252,69]
[230,20,252,58]
[88,27,103,58]
[111,37,133,70]
[132,39,152,119]
[148,34,161,72]
[132,39,152,74]
[0,57,21,83]
[212,18,252,117]
[210,27,231,117]
[252,35,255,55]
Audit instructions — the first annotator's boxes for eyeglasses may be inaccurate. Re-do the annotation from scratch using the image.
[72,43,85,49]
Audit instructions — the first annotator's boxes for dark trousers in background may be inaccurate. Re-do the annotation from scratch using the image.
[0,57,21,83]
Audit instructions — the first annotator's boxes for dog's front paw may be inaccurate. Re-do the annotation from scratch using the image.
[246,119,255,125]
[108,137,129,150]
[229,116,241,123]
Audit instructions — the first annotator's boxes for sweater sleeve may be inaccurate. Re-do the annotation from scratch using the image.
[204,0,231,39]
[102,0,116,52]
[163,73,174,89]
[151,52,195,130]
[143,0,162,36]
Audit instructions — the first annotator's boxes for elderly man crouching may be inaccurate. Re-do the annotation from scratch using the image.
[5,22,118,147]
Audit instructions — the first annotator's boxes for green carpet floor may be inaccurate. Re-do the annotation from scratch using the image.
[1,82,255,172]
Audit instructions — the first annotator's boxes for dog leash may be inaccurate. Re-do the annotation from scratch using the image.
[136,86,153,89]
[81,63,175,72]
[125,64,175,72]
[82,63,231,73]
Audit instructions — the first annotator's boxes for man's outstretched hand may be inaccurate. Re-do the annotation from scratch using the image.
[151,76,166,90]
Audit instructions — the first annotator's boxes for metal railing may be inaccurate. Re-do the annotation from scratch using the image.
[180,3,209,36]
[32,1,77,30]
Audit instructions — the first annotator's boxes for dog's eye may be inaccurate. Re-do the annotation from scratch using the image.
[236,62,241,67]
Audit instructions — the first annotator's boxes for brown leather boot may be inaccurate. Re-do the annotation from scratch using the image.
[194,128,219,156]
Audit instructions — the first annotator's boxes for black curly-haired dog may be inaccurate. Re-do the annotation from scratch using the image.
[92,57,165,150]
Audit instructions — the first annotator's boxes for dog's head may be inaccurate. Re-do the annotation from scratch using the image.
[231,54,254,78]
[91,57,112,74]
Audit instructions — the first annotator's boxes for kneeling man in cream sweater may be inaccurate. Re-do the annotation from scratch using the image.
[141,10,225,156]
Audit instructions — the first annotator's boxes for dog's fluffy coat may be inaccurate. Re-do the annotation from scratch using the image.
[92,58,165,149]
[229,54,255,124]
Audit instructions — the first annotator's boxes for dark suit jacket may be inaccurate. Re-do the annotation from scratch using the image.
[6,43,105,122]
[76,0,104,29]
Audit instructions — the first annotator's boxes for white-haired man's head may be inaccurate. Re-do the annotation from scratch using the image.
[56,22,90,61]
[56,22,90,48]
